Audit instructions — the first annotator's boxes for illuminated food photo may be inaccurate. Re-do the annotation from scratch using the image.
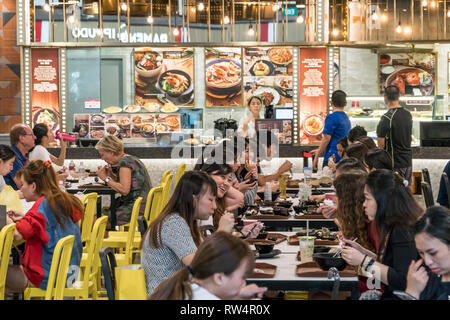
[303,114,324,136]
[268,48,293,65]
[206,60,241,88]
[252,60,271,76]
[160,72,190,96]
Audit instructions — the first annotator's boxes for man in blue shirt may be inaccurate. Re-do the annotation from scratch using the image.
[312,90,351,171]
[4,124,35,190]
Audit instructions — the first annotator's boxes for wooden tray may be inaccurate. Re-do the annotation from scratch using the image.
[245,214,290,220]
[295,261,357,278]
[294,213,325,219]
[245,233,288,245]
[250,262,277,278]
[288,235,339,246]
[78,183,110,189]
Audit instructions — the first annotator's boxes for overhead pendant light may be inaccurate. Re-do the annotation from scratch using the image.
[447,9,450,17]
[198,2,205,11]
[296,14,304,24]
[272,4,279,11]
[173,27,180,36]
[190,7,196,13]
[223,15,230,25]
[67,14,76,24]
[430,1,436,8]
[422,0,428,6]
[147,15,154,24]
[372,12,378,20]
[332,27,339,37]
[43,1,50,12]
[396,21,402,33]
[120,2,128,11]
[348,2,354,9]
[248,24,255,36]
[381,13,388,22]
[404,26,412,34]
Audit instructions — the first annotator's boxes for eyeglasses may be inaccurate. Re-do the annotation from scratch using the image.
[23,133,35,136]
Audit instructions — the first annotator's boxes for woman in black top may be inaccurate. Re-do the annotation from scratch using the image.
[341,169,423,299]
[405,206,450,300]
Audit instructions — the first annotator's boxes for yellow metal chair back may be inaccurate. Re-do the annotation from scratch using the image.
[161,170,171,184]
[174,163,186,189]
[145,186,164,225]
[0,224,16,300]
[24,235,75,300]
[123,197,143,265]
[161,173,173,210]
[80,192,98,245]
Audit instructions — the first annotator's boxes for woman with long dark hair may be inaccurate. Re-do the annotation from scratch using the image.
[404,206,450,300]
[141,170,218,295]
[149,231,267,300]
[364,149,393,171]
[29,123,67,166]
[0,144,16,192]
[341,169,423,299]
[5,160,83,293]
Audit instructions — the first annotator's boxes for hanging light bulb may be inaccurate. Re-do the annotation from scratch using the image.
[296,14,304,24]
[120,2,128,11]
[272,4,279,11]
[173,27,180,36]
[198,2,204,11]
[332,28,339,36]
[147,15,154,24]
[396,22,402,33]
[447,9,450,17]
[223,15,230,25]
[372,12,378,20]
[430,1,436,8]
[404,26,412,34]
[381,13,388,22]
[67,14,76,24]
[43,2,50,12]
[422,0,428,6]
[190,7,196,13]
[248,24,255,36]
[348,2,354,9]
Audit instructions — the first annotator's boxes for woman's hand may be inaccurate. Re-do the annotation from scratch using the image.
[7,210,25,222]
[217,211,235,233]
[405,259,429,299]
[96,166,108,181]
[341,245,365,266]
[236,179,258,194]
[236,284,268,300]
[59,137,67,149]
[309,194,325,202]
[241,222,264,239]
[277,160,293,175]
[316,205,337,219]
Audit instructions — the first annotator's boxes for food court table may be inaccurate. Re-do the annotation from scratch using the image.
[246,232,360,300]
[65,177,119,229]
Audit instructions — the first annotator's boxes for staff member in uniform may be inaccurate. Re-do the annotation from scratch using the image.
[376,85,413,185]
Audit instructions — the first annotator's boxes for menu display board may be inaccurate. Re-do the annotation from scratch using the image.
[243,47,294,108]
[255,119,293,145]
[31,48,60,132]
[379,52,435,96]
[299,48,327,145]
[205,47,242,107]
[105,114,132,139]
[134,47,194,110]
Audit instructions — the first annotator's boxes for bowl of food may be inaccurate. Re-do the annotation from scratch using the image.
[276,201,293,209]
[313,252,347,271]
[135,50,163,78]
[90,114,104,126]
[255,230,268,240]
[314,246,332,254]
[257,191,281,202]
[303,114,324,137]
[118,117,131,128]
[90,129,104,139]
[385,67,434,96]
[155,123,168,132]
[293,205,302,214]
[206,59,242,90]
[105,124,120,136]
[165,115,180,129]
[273,206,289,216]
[379,54,391,65]
[34,108,59,130]
[250,60,274,76]
[132,115,144,130]
[267,47,293,66]
[254,242,274,254]
[253,87,280,106]
[158,70,193,98]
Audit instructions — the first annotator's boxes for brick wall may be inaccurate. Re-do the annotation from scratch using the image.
[0,0,21,133]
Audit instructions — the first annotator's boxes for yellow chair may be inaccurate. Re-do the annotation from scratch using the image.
[174,163,186,189]
[161,169,171,183]
[80,192,98,250]
[0,224,16,300]
[160,173,173,210]
[102,197,143,267]
[24,235,75,300]
[147,186,164,226]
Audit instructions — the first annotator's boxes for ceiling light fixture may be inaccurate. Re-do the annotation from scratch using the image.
[198,2,205,11]
[147,15,154,24]
[248,24,255,36]
[296,14,304,24]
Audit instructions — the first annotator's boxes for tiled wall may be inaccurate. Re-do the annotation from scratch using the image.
[0,0,21,133]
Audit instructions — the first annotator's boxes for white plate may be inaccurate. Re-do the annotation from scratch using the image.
[143,102,160,113]
[105,124,120,136]
[253,87,280,106]
[123,105,141,113]
[161,103,179,113]
[103,106,122,114]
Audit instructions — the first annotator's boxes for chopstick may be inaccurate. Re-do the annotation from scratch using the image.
[241,224,258,239]
[333,237,358,258]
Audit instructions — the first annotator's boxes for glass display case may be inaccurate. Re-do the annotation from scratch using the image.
[344,95,445,146]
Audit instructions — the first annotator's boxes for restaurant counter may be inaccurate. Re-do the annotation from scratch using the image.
[48,145,450,160]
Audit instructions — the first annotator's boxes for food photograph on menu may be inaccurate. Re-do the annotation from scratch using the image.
[255,119,293,145]
[105,114,131,139]
[243,47,294,108]
[134,47,194,109]
[205,47,242,107]
[88,114,106,139]
[130,114,181,139]
[74,114,89,139]
[379,52,435,96]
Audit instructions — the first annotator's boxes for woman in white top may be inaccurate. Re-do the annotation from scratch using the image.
[29,123,66,166]
[0,145,16,192]
[149,231,267,300]
[237,95,264,139]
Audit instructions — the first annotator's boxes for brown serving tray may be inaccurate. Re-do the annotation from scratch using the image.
[245,214,290,220]
[245,233,288,245]
[294,213,326,219]
[288,235,339,246]
[250,262,277,278]
[295,261,357,278]
[78,183,110,189]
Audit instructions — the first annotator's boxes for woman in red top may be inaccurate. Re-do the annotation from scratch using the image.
[5,160,83,294]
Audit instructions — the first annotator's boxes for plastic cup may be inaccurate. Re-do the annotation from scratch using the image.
[298,236,316,262]
[303,167,313,180]
[324,193,336,202]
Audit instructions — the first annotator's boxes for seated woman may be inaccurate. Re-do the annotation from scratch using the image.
[5,160,83,294]
[341,169,423,299]
[95,135,152,227]
[344,142,369,167]
[0,144,16,192]
[149,231,267,300]
[364,149,393,171]
[141,171,218,295]
[404,205,450,300]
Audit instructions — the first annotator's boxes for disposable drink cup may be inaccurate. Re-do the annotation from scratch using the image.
[298,236,316,262]
[324,193,336,202]
[304,167,313,180]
